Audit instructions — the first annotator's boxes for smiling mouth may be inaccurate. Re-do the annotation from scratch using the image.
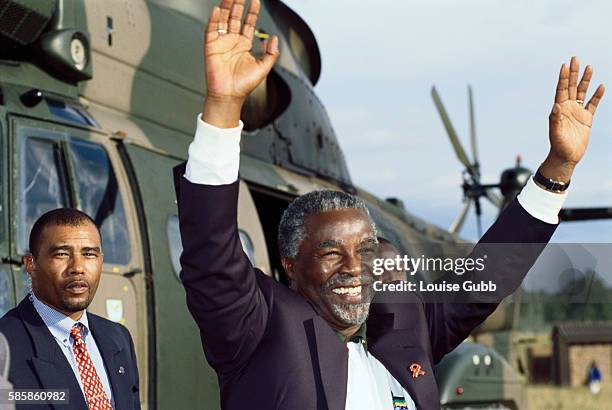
[328,283,371,304]
[331,285,362,296]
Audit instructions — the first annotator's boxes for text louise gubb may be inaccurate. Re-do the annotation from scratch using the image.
[373,280,497,293]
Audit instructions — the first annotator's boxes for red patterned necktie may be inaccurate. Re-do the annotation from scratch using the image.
[70,323,113,410]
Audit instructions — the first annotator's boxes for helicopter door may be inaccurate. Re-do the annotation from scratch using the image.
[122,142,270,408]
[121,143,218,409]
[0,123,14,318]
[9,118,146,400]
[122,143,222,409]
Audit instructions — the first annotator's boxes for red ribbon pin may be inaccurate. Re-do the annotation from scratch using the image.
[410,363,425,378]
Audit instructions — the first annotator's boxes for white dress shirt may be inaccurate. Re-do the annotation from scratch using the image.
[346,340,416,410]
[30,293,115,408]
[184,115,567,409]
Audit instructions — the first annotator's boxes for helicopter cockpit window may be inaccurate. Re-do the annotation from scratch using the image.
[19,138,70,252]
[68,139,130,265]
[47,100,98,128]
[167,215,256,280]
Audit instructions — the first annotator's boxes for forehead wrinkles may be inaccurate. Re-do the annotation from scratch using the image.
[42,225,101,250]
[305,212,375,247]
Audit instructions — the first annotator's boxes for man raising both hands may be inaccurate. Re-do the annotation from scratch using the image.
[174,0,605,409]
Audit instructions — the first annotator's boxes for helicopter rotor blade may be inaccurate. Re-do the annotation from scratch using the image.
[468,84,478,167]
[431,86,474,175]
[449,198,472,234]
[559,207,612,222]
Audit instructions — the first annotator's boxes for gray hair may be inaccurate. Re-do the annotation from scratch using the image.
[278,190,377,259]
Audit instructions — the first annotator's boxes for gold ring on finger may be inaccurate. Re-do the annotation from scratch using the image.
[576,99,584,105]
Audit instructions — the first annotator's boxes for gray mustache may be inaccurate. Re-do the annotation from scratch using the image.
[324,273,374,290]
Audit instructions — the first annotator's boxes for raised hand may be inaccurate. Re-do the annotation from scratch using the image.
[541,56,605,183]
[203,0,280,127]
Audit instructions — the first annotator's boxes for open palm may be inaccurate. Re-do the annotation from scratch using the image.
[205,0,279,102]
[549,57,605,165]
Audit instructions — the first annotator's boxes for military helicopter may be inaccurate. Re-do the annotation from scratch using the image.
[0,1,593,409]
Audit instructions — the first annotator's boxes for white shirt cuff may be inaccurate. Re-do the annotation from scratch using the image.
[517,176,568,224]
[184,114,242,185]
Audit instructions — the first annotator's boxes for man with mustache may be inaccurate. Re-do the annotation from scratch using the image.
[0,209,140,409]
[175,1,605,408]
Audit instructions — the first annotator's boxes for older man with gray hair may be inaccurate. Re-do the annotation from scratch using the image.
[278,190,378,327]
[174,1,605,409]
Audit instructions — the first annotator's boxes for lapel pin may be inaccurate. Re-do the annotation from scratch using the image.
[409,363,425,378]
[119,366,125,374]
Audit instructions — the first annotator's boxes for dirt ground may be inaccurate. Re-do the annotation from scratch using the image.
[527,385,612,410]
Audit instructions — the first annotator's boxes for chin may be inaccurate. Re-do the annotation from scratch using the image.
[331,302,371,326]
[61,296,92,312]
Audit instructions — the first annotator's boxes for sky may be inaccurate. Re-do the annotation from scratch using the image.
[283,0,612,244]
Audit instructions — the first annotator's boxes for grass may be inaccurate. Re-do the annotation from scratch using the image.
[527,385,612,410]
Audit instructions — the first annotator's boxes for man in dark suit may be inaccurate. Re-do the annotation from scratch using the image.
[0,209,140,410]
[175,1,605,408]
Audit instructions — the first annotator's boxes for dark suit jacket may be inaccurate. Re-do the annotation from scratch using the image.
[0,297,140,410]
[174,164,556,410]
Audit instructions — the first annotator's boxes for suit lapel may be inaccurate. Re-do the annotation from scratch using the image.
[88,314,127,410]
[18,299,88,409]
[305,309,439,409]
[368,313,439,409]
[305,316,348,410]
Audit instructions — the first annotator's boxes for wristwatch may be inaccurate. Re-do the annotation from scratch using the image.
[534,169,570,193]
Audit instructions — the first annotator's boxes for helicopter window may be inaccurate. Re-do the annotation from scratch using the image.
[0,268,10,317]
[47,100,97,127]
[19,138,70,252]
[166,215,257,280]
[68,139,130,265]
[166,215,182,280]
[239,230,256,266]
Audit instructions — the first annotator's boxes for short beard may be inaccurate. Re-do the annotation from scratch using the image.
[323,272,374,326]
[330,302,371,325]
[60,296,92,313]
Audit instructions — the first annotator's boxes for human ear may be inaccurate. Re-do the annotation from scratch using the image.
[23,254,35,275]
[281,258,296,280]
